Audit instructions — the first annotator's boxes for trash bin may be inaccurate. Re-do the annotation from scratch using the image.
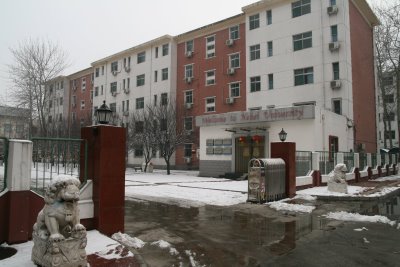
[247,158,286,203]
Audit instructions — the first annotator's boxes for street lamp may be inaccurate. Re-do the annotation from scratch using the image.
[279,128,287,142]
[96,101,112,124]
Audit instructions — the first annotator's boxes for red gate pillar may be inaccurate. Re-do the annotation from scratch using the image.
[81,125,126,236]
[271,142,296,198]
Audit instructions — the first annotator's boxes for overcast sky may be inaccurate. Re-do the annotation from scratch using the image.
[0,0,377,105]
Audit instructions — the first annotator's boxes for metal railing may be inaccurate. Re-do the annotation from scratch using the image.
[0,137,9,193]
[318,151,334,175]
[296,151,312,176]
[359,153,367,170]
[371,153,377,168]
[31,137,88,195]
[341,152,354,171]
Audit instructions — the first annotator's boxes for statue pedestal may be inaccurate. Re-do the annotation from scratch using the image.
[31,232,87,267]
[327,181,348,194]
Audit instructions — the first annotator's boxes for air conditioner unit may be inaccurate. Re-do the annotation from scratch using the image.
[124,88,130,94]
[225,39,234,46]
[185,51,193,58]
[330,80,342,89]
[123,111,129,116]
[111,91,117,97]
[185,77,193,83]
[124,65,131,72]
[72,103,76,108]
[327,6,339,15]
[184,157,191,163]
[227,68,235,75]
[185,103,193,109]
[226,97,235,104]
[73,85,77,91]
[112,70,118,76]
[329,42,340,51]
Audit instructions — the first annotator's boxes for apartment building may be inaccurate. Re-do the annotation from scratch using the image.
[45,76,70,136]
[196,0,379,176]
[91,35,177,166]
[377,72,399,150]
[175,14,247,170]
[68,68,94,137]
[0,106,29,139]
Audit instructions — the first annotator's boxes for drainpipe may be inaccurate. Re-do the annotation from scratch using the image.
[320,0,327,151]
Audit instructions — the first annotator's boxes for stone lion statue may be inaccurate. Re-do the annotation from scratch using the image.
[33,176,86,242]
[328,163,348,193]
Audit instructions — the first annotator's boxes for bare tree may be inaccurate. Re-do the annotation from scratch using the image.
[153,101,192,175]
[127,106,157,172]
[7,38,68,137]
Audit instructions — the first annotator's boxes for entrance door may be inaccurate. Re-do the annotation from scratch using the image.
[235,136,265,174]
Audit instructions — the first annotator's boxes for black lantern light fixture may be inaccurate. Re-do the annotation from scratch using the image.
[96,101,112,124]
[279,128,287,142]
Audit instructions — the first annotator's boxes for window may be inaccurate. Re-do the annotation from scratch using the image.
[382,76,394,86]
[81,100,85,110]
[206,35,216,58]
[293,31,312,51]
[135,121,144,133]
[137,74,145,86]
[229,53,240,68]
[16,124,24,134]
[230,25,239,40]
[250,76,261,92]
[268,74,274,89]
[387,112,396,121]
[4,124,11,137]
[60,81,64,89]
[110,82,117,93]
[161,93,168,106]
[332,62,340,80]
[162,44,169,56]
[126,100,130,111]
[154,70,158,82]
[72,96,76,107]
[95,86,99,96]
[206,70,216,86]
[331,25,338,42]
[205,97,215,112]
[250,44,260,60]
[48,116,52,123]
[267,41,273,57]
[136,97,144,109]
[155,47,159,58]
[162,68,168,81]
[249,14,260,30]
[59,97,63,105]
[292,0,311,18]
[153,94,158,106]
[385,130,396,139]
[101,66,104,75]
[160,119,167,131]
[137,51,146,63]
[230,82,240,97]
[185,90,193,104]
[101,85,104,95]
[184,144,192,158]
[185,64,193,78]
[134,146,143,157]
[124,57,131,68]
[294,67,314,86]
[330,0,336,6]
[95,68,99,77]
[127,78,130,89]
[186,40,194,53]
[111,61,118,72]
[329,136,339,160]
[82,78,86,91]
[266,10,272,25]
[332,99,341,115]
[384,94,394,103]
[184,117,193,131]
[109,102,115,113]
[49,100,53,108]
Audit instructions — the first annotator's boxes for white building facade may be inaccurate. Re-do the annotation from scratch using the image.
[91,35,177,167]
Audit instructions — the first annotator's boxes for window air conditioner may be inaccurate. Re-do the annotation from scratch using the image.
[227,68,235,75]
[226,97,235,104]
[225,39,234,46]
[185,103,193,109]
[327,6,339,15]
[330,80,341,89]
[329,42,340,51]
[185,77,193,83]
[112,70,118,76]
[112,91,117,97]
[184,157,191,163]
[124,65,131,72]
[185,51,193,58]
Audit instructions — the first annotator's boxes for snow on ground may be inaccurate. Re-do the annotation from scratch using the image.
[374,175,400,182]
[0,230,129,267]
[112,232,146,249]
[323,211,397,226]
[268,201,315,213]
[297,185,369,197]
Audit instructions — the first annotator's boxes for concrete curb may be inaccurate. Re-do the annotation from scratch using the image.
[315,187,400,202]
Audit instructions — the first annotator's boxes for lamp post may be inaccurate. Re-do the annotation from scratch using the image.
[279,128,287,142]
[95,101,112,125]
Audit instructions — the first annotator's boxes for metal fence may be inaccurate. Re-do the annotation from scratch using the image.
[31,137,88,195]
[371,153,377,168]
[359,153,367,170]
[318,151,335,175]
[0,138,8,193]
[295,151,312,176]
[341,152,354,171]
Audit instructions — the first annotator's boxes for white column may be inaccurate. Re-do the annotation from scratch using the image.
[336,152,344,165]
[6,140,32,191]
[354,153,360,169]
[312,152,320,171]
[385,154,390,165]
[367,153,372,168]
[391,154,396,165]
[377,154,381,166]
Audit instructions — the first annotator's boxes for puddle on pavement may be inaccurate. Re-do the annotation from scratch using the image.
[0,246,17,260]
[124,192,400,266]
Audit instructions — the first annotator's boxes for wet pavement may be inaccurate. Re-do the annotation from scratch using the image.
[124,193,400,267]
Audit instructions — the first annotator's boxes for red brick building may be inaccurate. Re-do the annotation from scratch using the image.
[175,14,247,169]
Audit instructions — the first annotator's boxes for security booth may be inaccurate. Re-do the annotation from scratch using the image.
[247,158,286,203]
